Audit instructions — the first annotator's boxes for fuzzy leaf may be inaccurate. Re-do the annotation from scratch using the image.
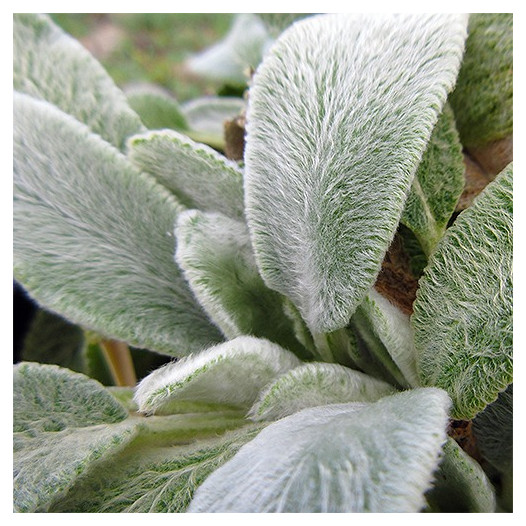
[14,93,223,356]
[472,384,513,472]
[13,363,138,512]
[256,14,312,37]
[412,164,513,419]
[353,289,419,388]
[175,210,306,355]
[425,438,496,512]
[13,13,144,149]
[245,14,468,333]
[186,14,271,84]
[181,96,245,136]
[400,104,465,255]
[248,362,396,421]
[49,424,264,512]
[21,309,85,372]
[128,130,244,220]
[449,14,513,147]
[134,336,301,414]
[126,85,189,131]
[188,388,451,512]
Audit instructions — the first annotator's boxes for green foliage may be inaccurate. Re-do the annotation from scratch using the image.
[13,12,512,514]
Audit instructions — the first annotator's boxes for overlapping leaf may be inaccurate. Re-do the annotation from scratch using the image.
[400,104,465,256]
[175,210,307,355]
[13,13,144,149]
[128,130,244,220]
[244,14,468,333]
[14,93,223,356]
[412,164,513,419]
[134,337,301,414]
[249,362,396,421]
[188,388,451,512]
[449,14,513,147]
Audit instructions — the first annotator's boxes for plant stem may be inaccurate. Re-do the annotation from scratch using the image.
[100,339,137,386]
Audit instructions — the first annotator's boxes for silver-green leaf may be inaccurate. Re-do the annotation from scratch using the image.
[14,93,223,356]
[245,14,468,333]
[412,164,513,419]
[14,13,144,149]
[128,130,245,220]
[188,388,451,512]
[248,362,396,421]
[134,336,301,414]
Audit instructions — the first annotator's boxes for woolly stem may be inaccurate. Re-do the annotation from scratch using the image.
[100,340,137,387]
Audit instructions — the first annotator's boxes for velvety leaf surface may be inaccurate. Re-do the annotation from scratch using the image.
[413,164,513,419]
[175,210,306,355]
[13,13,144,149]
[400,104,465,255]
[188,388,451,512]
[13,362,136,512]
[248,362,396,421]
[472,384,513,472]
[128,130,245,220]
[14,93,223,356]
[134,336,301,414]
[49,424,264,512]
[449,14,513,147]
[245,14,468,333]
[425,438,496,512]
[186,14,271,84]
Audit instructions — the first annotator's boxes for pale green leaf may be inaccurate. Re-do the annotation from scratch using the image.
[13,362,138,512]
[126,85,189,131]
[21,309,85,372]
[134,336,302,414]
[128,130,245,220]
[175,210,307,355]
[412,164,513,419]
[400,104,465,255]
[181,96,245,136]
[256,14,312,37]
[425,438,496,512]
[353,289,419,388]
[186,14,272,84]
[449,14,513,147]
[49,424,264,512]
[14,93,223,356]
[248,362,396,421]
[13,13,144,149]
[473,384,513,472]
[188,388,451,512]
[245,14,468,333]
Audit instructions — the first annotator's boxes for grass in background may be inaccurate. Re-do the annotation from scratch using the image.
[51,13,234,102]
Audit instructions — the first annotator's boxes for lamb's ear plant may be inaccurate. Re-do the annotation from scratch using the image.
[13,12,512,513]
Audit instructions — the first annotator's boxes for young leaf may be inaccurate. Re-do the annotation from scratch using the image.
[14,93,223,356]
[425,438,496,512]
[128,130,245,220]
[472,384,513,472]
[181,96,245,136]
[14,362,138,512]
[126,84,189,131]
[248,362,396,421]
[244,14,468,333]
[175,210,307,355]
[400,104,465,256]
[134,336,301,414]
[353,289,419,388]
[49,424,264,512]
[188,388,451,512]
[412,164,513,420]
[449,14,513,147]
[13,13,144,150]
[186,14,272,85]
